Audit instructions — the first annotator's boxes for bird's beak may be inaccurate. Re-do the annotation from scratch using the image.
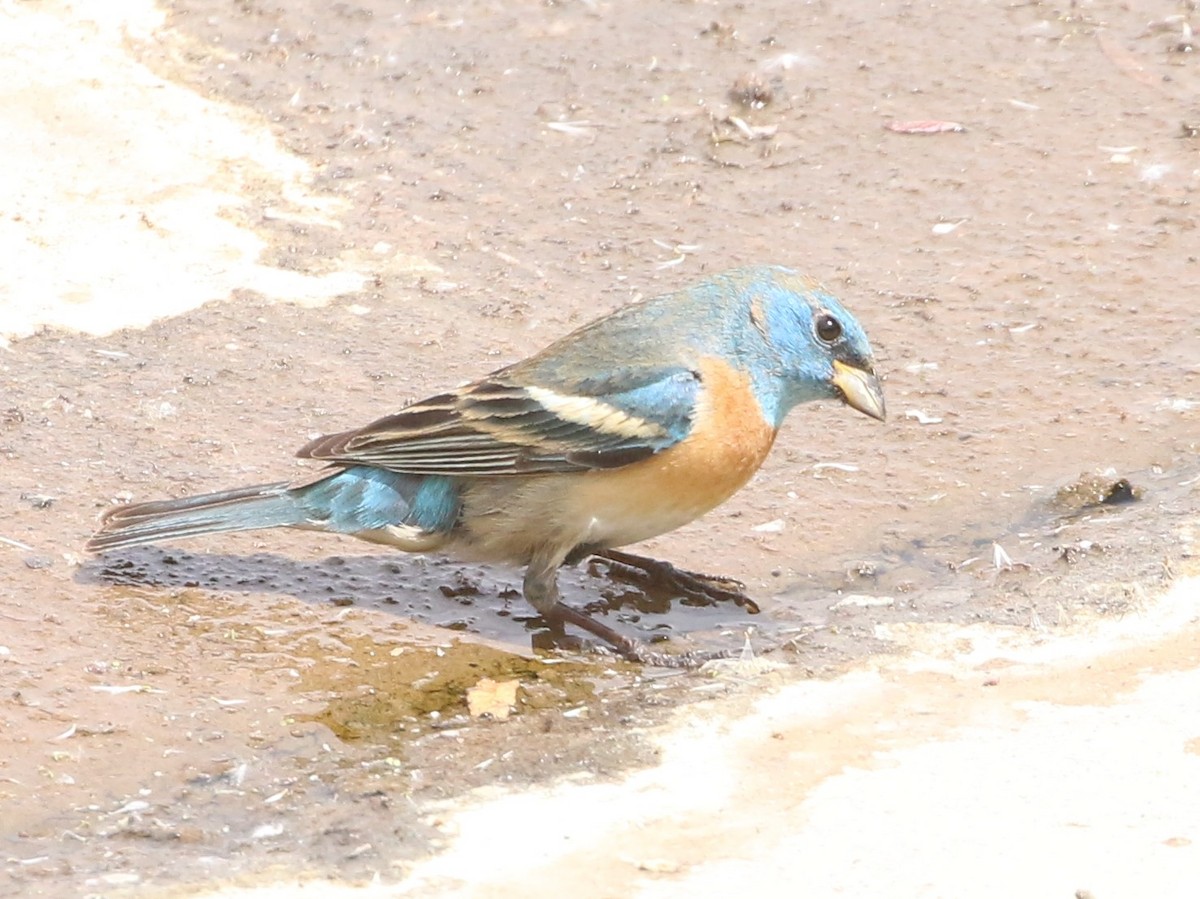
[832,359,886,421]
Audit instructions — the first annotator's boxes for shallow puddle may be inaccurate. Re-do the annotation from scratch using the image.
[291,634,597,741]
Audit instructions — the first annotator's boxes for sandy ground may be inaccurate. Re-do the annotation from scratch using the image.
[2,0,1199,896]
[197,578,1200,899]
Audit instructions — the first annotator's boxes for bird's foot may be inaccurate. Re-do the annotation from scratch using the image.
[589,549,761,614]
[545,602,736,669]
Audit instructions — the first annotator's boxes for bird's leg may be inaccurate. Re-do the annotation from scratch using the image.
[588,548,761,614]
[522,557,734,669]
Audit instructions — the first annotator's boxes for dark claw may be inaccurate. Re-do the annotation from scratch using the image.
[588,548,761,613]
[544,602,737,669]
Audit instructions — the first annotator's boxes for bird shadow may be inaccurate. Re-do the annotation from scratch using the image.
[75,545,754,651]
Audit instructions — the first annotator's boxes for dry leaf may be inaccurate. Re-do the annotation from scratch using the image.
[466,677,519,720]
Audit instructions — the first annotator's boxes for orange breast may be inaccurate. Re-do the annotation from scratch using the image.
[562,356,777,546]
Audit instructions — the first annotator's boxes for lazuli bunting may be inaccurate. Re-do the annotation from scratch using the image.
[88,265,885,665]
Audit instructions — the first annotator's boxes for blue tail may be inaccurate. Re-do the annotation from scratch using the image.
[86,467,462,552]
[86,482,305,551]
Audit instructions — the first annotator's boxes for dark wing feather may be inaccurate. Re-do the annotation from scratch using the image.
[298,368,700,476]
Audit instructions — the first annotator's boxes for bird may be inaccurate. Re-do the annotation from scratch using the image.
[87,265,885,666]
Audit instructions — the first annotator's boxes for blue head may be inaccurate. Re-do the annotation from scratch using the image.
[724,266,886,428]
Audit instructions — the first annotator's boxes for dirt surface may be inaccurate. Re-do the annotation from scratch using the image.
[2,0,1199,895]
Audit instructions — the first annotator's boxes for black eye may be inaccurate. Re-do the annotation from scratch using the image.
[815,312,842,343]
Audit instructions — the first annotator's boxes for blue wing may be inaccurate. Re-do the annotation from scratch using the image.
[298,365,700,476]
